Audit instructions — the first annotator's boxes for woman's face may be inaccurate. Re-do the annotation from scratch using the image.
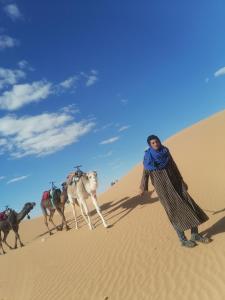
[150,139,161,150]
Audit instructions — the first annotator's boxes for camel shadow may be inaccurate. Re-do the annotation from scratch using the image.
[200,216,225,238]
[35,215,86,239]
[94,191,159,228]
[36,192,158,235]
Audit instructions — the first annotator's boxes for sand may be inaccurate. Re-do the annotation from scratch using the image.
[0,110,225,300]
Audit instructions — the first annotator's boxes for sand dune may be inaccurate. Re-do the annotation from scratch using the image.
[0,110,225,300]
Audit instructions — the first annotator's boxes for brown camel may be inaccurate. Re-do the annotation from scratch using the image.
[0,202,36,254]
[40,184,69,235]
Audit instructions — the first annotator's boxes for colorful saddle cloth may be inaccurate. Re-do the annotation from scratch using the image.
[42,191,50,202]
[0,211,7,221]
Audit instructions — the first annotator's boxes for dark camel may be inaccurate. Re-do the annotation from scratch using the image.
[0,202,36,254]
[40,184,69,235]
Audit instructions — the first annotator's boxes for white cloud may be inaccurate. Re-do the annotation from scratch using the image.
[0,35,18,49]
[81,70,98,87]
[118,125,130,132]
[4,4,22,21]
[59,76,78,89]
[0,111,95,158]
[0,67,26,90]
[7,175,29,184]
[0,176,5,180]
[214,67,225,77]
[60,104,80,114]
[100,136,119,145]
[0,81,52,110]
[205,77,209,83]
[18,60,34,71]
[86,75,98,87]
[0,67,98,111]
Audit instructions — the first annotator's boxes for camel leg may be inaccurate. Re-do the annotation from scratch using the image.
[44,214,53,235]
[42,206,53,235]
[77,198,89,226]
[79,197,93,230]
[62,205,70,231]
[0,232,6,254]
[72,202,78,229]
[17,232,24,248]
[56,207,69,231]
[0,241,6,254]
[61,198,70,230]
[14,231,18,249]
[90,194,109,228]
[12,226,24,248]
[2,230,13,249]
[68,194,78,229]
[49,210,58,231]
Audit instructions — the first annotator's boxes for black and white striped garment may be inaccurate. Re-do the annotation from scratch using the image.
[140,156,209,232]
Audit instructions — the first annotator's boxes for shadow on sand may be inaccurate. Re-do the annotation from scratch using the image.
[212,208,225,215]
[94,190,159,228]
[36,191,159,237]
[200,216,225,238]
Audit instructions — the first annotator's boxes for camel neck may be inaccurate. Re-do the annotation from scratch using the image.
[16,209,28,223]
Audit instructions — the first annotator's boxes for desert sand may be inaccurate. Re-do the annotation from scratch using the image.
[0,110,225,300]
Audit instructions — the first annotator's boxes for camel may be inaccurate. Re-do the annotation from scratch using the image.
[67,170,109,230]
[0,202,36,254]
[40,183,69,235]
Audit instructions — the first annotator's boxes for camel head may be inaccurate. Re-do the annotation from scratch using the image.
[86,171,98,190]
[61,182,68,192]
[22,202,36,219]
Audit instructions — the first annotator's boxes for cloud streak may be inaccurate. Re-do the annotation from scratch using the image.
[59,76,78,90]
[214,66,225,77]
[7,175,29,184]
[100,136,119,145]
[118,125,130,132]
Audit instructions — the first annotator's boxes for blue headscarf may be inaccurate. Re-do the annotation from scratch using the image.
[143,135,170,171]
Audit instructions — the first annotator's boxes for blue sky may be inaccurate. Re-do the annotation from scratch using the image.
[0,0,225,216]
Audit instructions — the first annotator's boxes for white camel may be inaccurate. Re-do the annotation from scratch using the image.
[67,171,108,230]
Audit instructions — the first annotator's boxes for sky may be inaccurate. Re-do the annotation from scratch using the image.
[0,0,225,216]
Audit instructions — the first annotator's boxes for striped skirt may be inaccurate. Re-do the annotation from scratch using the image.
[140,160,209,232]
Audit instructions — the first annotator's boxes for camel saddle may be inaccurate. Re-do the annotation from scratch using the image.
[0,211,7,221]
[67,172,81,185]
[42,191,50,202]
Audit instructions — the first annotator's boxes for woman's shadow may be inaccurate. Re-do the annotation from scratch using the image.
[201,215,225,238]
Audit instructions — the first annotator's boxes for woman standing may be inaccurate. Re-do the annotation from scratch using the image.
[140,135,211,248]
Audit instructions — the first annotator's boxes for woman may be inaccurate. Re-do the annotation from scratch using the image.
[140,135,211,248]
